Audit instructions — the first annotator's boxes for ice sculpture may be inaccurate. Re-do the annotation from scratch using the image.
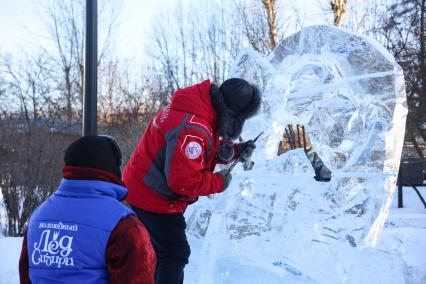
[185,25,407,283]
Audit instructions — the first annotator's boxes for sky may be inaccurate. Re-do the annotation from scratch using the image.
[0,0,175,60]
[0,0,334,58]
[0,0,395,65]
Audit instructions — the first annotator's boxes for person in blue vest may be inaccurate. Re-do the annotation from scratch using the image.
[19,135,156,284]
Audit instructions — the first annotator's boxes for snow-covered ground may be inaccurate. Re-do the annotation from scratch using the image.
[0,186,424,283]
[184,184,426,284]
[376,187,426,284]
[0,236,22,284]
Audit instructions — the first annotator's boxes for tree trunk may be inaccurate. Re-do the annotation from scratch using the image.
[261,0,278,48]
[331,0,349,26]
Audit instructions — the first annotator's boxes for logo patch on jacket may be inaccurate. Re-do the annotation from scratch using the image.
[31,222,77,268]
[185,141,202,159]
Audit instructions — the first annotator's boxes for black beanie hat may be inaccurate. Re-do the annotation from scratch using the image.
[64,135,123,179]
[211,78,261,140]
[219,78,260,114]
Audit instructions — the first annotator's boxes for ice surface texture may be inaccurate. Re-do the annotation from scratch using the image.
[185,25,408,283]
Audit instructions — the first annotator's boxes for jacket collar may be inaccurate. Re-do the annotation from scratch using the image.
[56,178,128,201]
[63,166,124,186]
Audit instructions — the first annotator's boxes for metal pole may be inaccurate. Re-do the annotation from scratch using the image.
[410,186,426,209]
[398,182,403,208]
[397,171,403,208]
[83,0,97,136]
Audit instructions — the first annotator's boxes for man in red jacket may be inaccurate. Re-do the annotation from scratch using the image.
[123,78,261,284]
[19,135,156,284]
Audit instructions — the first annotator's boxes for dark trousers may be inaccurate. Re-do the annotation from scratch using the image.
[132,206,191,284]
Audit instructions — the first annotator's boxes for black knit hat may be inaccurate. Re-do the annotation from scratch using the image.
[219,78,260,115]
[211,78,261,140]
[64,135,123,179]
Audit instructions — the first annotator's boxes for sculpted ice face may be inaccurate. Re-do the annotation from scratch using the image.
[229,25,407,245]
[186,25,408,283]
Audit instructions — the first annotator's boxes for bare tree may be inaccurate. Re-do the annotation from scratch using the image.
[148,7,181,95]
[238,0,311,154]
[93,55,166,164]
[314,0,382,34]
[1,53,52,121]
[262,0,279,48]
[279,124,312,155]
[0,52,78,236]
[340,0,383,34]
[0,117,76,236]
[236,1,275,54]
[147,0,244,94]
[374,0,426,160]
[0,0,121,236]
[331,0,350,26]
[31,0,119,121]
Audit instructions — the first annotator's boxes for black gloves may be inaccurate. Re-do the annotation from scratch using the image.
[236,140,256,163]
[217,169,232,192]
[215,140,256,192]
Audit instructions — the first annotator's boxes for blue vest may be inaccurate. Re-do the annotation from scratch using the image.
[27,179,134,284]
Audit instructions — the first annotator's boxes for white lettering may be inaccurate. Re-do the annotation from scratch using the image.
[159,105,171,123]
[31,229,75,268]
[37,222,78,232]
[59,235,73,257]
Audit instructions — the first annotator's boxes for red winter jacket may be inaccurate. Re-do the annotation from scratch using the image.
[123,80,226,214]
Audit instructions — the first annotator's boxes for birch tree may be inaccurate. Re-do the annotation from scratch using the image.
[331,0,350,26]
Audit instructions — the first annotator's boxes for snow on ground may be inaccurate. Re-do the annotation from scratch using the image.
[376,187,426,284]
[0,186,424,283]
[0,236,22,284]
[184,184,426,284]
